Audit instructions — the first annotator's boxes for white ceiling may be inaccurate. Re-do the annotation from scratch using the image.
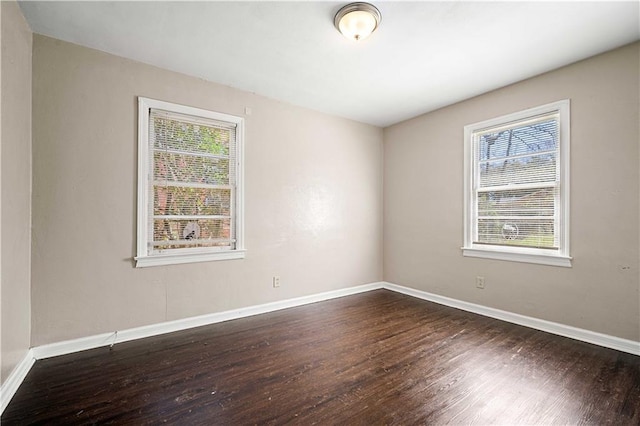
[18,1,640,127]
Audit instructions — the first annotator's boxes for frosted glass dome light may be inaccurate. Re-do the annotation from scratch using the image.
[334,3,381,41]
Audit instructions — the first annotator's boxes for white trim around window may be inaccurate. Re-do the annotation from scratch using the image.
[463,100,571,267]
[136,97,245,268]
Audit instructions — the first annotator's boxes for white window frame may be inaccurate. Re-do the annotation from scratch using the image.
[135,97,245,268]
[463,100,571,267]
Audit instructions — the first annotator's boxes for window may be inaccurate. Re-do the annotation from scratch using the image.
[136,97,244,267]
[463,100,570,267]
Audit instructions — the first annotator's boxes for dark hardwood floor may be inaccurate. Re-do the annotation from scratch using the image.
[3,289,639,425]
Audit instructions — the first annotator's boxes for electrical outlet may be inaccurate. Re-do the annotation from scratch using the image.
[476,276,485,289]
[272,276,280,288]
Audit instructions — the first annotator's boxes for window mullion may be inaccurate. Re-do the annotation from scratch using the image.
[477,181,557,193]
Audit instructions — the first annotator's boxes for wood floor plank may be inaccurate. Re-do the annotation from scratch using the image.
[2,290,639,424]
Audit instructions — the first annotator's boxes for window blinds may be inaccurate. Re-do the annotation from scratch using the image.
[473,113,560,249]
[149,109,237,253]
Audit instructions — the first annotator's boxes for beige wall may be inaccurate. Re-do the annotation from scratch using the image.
[31,35,383,346]
[384,42,640,341]
[10,21,640,356]
[1,1,32,383]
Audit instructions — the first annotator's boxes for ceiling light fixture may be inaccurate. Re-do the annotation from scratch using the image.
[334,2,381,41]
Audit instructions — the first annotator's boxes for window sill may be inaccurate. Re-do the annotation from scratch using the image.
[135,250,246,268]
[462,247,572,268]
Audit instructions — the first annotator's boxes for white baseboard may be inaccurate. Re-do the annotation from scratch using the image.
[32,282,385,360]
[32,280,639,359]
[3,279,638,417]
[383,282,640,356]
[0,349,35,414]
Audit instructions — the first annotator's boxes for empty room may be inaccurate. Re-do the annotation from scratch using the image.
[1,0,639,424]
